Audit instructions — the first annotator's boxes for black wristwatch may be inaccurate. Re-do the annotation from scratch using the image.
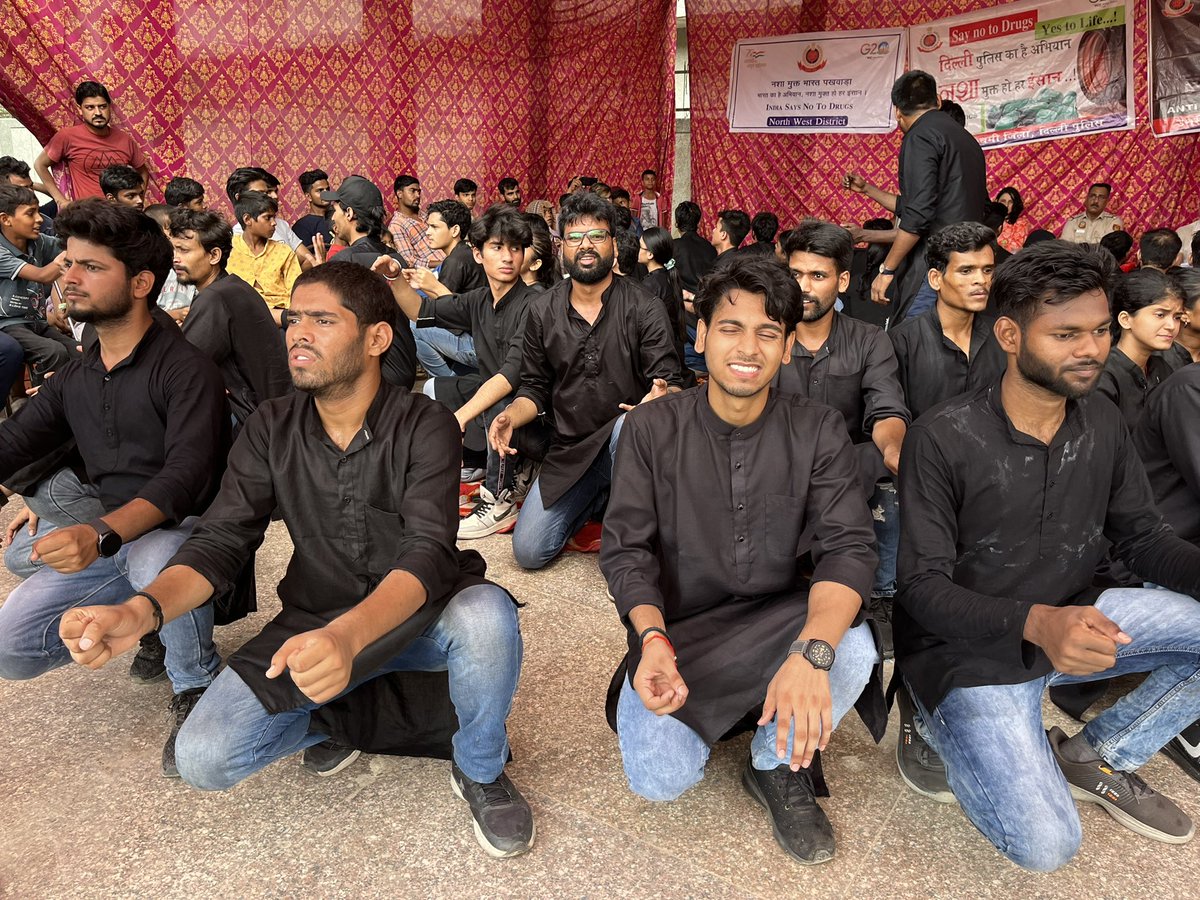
[788,638,836,671]
[878,264,897,276]
[90,518,123,558]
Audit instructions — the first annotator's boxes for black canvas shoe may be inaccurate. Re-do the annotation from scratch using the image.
[162,687,205,778]
[1049,726,1194,844]
[450,764,535,858]
[128,632,167,684]
[302,740,361,776]
[1162,720,1200,784]
[741,758,835,865]
[896,684,955,803]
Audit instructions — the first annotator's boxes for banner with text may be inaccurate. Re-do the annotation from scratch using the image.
[1149,0,1200,137]
[911,0,1134,149]
[726,29,907,133]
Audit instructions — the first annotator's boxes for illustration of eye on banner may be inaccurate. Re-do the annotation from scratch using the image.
[1149,0,1200,137]
[726,29,908,133]
[910,0,1135,149]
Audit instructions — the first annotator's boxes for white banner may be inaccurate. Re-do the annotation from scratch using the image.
[727,29,907,133]
[910,0,1135,149]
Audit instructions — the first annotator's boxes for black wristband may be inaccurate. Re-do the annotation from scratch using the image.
[131,591,164,635]
[638,626,670,645]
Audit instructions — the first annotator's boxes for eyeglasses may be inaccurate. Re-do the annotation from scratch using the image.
[564,229,612,246]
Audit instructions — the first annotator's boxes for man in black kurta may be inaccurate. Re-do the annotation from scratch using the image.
[600,256,882,866]
[59,262,535,860]
[490,192,683,570]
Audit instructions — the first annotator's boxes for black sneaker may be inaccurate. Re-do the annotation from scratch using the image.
[162,687,205,778]
[1048,726,1195,844]
[450,763,535,858]
[896,684,955,803]
[1162,719,1200,784]
[869,595,894,660]
[129,632,167,684]
[302,740,361,776]
[741,758,835,865]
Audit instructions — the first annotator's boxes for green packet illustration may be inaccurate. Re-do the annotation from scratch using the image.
[986,88,1079,130]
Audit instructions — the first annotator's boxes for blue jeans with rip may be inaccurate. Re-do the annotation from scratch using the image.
[411,322,478,378]
[616,621,877,800]
[908,587,1200,872]
[869,479,899,598]
[174,583,521,790]
[0,517,218,694]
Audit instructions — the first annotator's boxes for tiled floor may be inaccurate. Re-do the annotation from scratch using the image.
[1,512,1198,899]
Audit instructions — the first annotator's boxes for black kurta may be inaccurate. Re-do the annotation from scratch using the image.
[600,387,884,745]
[1096,345,1187,429]
[888,306,1006,420]
[515,274,683,506]
[1135,362,1200,545]
[167,381,502,714]
[895,382,1200,712]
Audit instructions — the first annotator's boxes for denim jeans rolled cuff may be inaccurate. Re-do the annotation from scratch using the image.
[869,479,899,598]
[175,583,522,790]
[617,621,877,801]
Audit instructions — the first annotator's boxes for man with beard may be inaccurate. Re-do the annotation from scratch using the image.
[489,192,683,570]
[59,262,535,859]
[0,199,228,775]
[169,208,292,427]
[893,240,1200,869]
[774,222,909,651]
[601,256,883,865]
[388,175,442,270]
[34,82,149,205]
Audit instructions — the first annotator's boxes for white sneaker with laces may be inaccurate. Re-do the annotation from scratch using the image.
[458,487,519,539]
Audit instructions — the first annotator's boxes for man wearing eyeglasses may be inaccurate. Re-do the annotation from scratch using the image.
[489,192,684,570]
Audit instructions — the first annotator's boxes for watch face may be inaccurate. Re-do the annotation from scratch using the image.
[806,640,835,669]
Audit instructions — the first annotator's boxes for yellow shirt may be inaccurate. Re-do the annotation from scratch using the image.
[228,235,301,308]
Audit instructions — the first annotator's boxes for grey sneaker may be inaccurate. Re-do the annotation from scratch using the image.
[896,684,955,803]
[302,740,361,776]
[458,487,518,539]
[450,764,535,858]
[1048,726,1194,844]
[741,758,835,865]
[129,632,167,684]
[511,459,540,503]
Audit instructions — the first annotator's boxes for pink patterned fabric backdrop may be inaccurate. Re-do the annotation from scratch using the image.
[0,0,675,221]
[688,0,1200,238]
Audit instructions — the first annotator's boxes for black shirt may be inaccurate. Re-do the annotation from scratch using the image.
[888,306,1006,420]
[1134,363,1200,544]
[338,235,418,391]
[1096,345,1187,429]
[168,381,498,712]
[672,231,718,295]
[516,274,683,506]
[436,240,485,296]
[292,214,332,253]
[0,320,228,521]
[418,279,537,387]
[182,273,292,422]
[894,382,1200,712]
[600,387,882,744]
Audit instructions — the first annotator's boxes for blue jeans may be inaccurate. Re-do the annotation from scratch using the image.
[510,415,624,570]
[5,468,105,578]
[616,621,877,800]
[869,479,898,598]
[907,281,937,320]
[684,324,707,373]
[0,327,23,399]
[174,583,521,789]
[0,517,218,693]
[411,322,477,378]
[909,587,1200,871]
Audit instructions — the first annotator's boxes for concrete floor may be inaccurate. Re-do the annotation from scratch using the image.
[1,508,1198,899]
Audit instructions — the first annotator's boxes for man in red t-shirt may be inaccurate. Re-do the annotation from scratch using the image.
[34,81,148,206]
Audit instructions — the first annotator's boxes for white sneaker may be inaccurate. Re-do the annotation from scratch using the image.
[458,487,519,539]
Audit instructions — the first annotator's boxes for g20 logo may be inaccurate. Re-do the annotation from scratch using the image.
[861,40,892,57]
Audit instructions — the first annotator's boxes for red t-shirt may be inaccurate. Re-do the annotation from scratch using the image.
[43,124,145,199]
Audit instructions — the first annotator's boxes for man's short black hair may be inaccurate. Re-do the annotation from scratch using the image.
[426,199,472,243]
[498,177,519,194]
[0,157,31,181]
[781,220,853,274]
[558,191,616,234]
[612,204,633,233]
[467,204,532,250]
[891,70,939,116]
[615,228,640,276]
[393,174,419,193]
[0,183,38,216]
[225,167,274,203]
[1192,230,1200,266]
[1169,266,1200,311]
[164,176,204,207]
[751,211,779,244]
[939,98,966,126]
[642,169,657,178]
[675,200,701,233]
[453,178,477,195]
[298,169,329,193]
[992,239,1114,329]
[694,254,803,332]
[292,260,396,331]
[981,201,1008,233]
[143,203,171,228]
[100,165,142,197]
[75,81,111,105]
[610,186,631,203]
[1139,228,1183,269]
[234,190,277,225]
[716,209,751,248]
[1089,182,1112,195]
[926,222,996,273]
[56,198,172,305]
[169,208,233,272]
[1099,229,1134,264]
